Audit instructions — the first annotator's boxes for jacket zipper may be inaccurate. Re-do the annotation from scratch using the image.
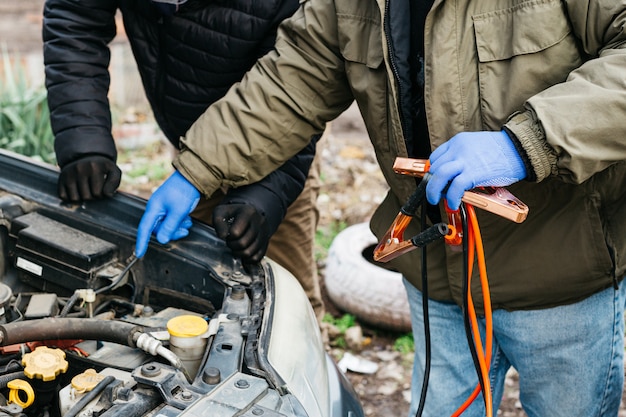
[383,0,411,148]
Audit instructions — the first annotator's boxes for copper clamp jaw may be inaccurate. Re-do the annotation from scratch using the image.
[373,172,449,262]
[373,157,530,263]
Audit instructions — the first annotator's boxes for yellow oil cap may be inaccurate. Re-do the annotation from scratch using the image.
[167,315,208,338]
[71,369,106,393]
[22,346,69,381]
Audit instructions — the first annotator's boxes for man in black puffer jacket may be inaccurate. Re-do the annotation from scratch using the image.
[43,0,325,322]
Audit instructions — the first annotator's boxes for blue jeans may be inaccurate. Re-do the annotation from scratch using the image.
[404,278,626,417]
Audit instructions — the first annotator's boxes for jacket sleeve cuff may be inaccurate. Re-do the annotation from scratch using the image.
[220,133,322,238]
[173,149,223,198]
[504,111,558,182]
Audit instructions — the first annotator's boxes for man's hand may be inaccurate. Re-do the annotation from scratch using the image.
[58,156,122,202]
[212,203,271,264]
[426,130,527,210]
[135,171,201,258]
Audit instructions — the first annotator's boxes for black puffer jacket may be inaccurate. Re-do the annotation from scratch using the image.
[43,0,315,231]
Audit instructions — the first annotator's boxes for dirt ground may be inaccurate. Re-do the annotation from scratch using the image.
[3,2,626,417]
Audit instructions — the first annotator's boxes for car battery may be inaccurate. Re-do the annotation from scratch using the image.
[9,212,118,294]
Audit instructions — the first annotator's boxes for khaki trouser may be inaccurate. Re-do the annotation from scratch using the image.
[191,155,324,323]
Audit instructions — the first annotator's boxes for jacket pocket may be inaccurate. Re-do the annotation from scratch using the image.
[337,10,390,152]
[475,179,615,310]
[472,0,583,129]
[337,10,383,68]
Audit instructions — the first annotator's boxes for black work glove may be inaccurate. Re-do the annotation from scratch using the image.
[58,156,122,202]
[212,203,271,264]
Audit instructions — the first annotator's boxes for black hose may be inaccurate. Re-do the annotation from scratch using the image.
[59,292,80,318]
[0,318,144,348]
[415,198,431,417]
[0,370,25,389]
[0,353,20,366]
[64,375,116,417]
[0,359,22,375]
[92,298,135,317]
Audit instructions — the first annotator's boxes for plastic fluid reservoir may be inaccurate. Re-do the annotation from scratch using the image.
[167,315,209,378]
[58,368,132,416]
[19,346,69,410]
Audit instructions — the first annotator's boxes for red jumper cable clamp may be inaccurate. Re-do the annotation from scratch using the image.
[392,157,529,223]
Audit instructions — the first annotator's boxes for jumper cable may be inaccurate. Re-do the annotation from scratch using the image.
[374,157,529,417]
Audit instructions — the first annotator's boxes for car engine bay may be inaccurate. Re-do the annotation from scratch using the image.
[0,152,329,417]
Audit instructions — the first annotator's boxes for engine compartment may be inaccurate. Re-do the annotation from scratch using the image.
[0,154,290,417]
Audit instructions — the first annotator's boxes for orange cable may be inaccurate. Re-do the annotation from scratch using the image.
[468,205,493,417]
[451,226,479,417]
[450,204,494,417]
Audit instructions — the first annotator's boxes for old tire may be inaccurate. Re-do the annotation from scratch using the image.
[324,222,411,333]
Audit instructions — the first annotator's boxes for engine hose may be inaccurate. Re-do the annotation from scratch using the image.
[0,359,22,374]
[0,371,25,389]
[59,292,81,318]
[133,333,192,382]
[0,318,144,348]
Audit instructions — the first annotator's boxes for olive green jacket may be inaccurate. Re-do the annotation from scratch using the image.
[174,0,626,312]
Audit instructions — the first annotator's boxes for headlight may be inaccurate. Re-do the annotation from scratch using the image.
[265,259,330,417]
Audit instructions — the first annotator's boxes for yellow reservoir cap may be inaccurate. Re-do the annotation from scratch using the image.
[22,346,69,382]
[167,315,208,338]
[71,369,107,393]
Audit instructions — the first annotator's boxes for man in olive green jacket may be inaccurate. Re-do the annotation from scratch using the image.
[137,0,626,415]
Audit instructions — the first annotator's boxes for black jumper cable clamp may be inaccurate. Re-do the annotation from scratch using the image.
[373,173,449,262]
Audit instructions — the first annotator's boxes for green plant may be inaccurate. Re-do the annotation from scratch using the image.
[393,332,414,355]
[315,220,347,262]
[117,140,174,192]
[323,313,356,333]
[0,49,55,164]
[124,159,171,183]
[323,313,357,348]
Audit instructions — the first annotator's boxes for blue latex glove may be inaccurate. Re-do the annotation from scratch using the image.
[135,171,201,258]
[426,130,527,210]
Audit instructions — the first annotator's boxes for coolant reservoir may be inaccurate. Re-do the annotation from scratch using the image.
[58,368,132,416]
[18,346,69,410]
[167,315,209,378]
[70,369,107,393]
